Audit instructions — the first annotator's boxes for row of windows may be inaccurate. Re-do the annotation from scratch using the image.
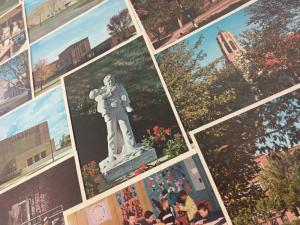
[26,151,47,166]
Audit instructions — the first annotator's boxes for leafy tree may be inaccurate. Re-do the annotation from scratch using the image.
[233,208,256,225]
[134,0,172,41]
[246,0,299,31]
[259,151,300,218]
[254,197,281,224]
[283,221,300,225]
[238,0,300,99]
[196,91,300,220]
[59,134,71,148]
[131,0,210,41]
[107,9,132,39]
[157,37,252,130]
[33,58,55,90]
[166,0,206,28]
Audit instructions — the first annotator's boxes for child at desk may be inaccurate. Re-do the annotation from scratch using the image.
[192,203,226,225]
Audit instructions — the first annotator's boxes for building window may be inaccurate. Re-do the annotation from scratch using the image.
[27,158,33,166]
[229,40,237,50]
[41,151,47,159]
[34,154,40,162]
[224,42,233,53]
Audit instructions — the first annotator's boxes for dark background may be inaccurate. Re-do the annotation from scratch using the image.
[0,158,82,225]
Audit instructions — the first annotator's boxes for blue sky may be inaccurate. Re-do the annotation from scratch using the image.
[161,4,255,67]
[190,7,252,66]
[256,99,300,152]
[0,52,27,80]
[31,0,128,65]
[0,87,69,146]
[24,0,46,14]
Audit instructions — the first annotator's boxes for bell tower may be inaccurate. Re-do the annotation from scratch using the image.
[216,31,244,67]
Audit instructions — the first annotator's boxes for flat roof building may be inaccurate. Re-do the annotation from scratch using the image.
[0,121,55,184]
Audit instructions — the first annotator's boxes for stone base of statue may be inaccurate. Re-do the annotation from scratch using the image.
[99,144,157,182]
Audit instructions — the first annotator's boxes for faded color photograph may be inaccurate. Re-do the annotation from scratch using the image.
[0,157,82,225]
[195,90,300,224]
[0,5,27,64]
[31,0,137,95]
[131,0,251,49]
[64,37,188,199]
[24,0,104,42]
[156,0,300,132]
[0,0,18,16]
[67,155,228,225]
[0,87,72,190]
[0,51,31,117]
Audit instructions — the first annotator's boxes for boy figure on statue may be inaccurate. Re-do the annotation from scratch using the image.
[89,74,137,166]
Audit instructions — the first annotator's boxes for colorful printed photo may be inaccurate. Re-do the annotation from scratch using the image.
[31,0,137,95]
[156,0,299,131]
[0,51,31,116]
[130,0,251,49]
[67,154,228,225]
[0,5,27,64]
[63,36,188,199]
[24,0,104,42]
[0,0,18,16]
[0,157,82,225]
[0,87,72,190]
[194,89,300,224]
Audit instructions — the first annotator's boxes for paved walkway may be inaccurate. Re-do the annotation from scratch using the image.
[162,0,244,47]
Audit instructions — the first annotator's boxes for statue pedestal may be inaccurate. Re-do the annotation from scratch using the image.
[99,145,157,182]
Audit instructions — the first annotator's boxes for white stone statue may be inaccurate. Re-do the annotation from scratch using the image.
[90,75,149,174]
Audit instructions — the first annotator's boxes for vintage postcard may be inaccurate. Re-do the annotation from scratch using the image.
[0,5,28,64]
[24,0,104,42]
[0,51,31,117]
[0,157,82,225]
[193,89,300,224]
[130,0,251,49]
[63,36,189,199]
[0,86,73,190]
[30,0,137,95]
[155,0,299,132]
[66,154,228,225]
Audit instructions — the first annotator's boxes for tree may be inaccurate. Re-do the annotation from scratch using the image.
[33,58,55,90]
[157,36,253,130]
[246,0,299,31]
[233,208,256,225]
[168,0,205,28]
[238,0,300,99]
[59,134,71,148]
[196,91,300,221]
[107,9,132,39]
[259,151,300,218]
[136,0,172,41]
[254,197,282,224]
[48,0,58,16]
[132,0,205,41]
[0,52,30,91]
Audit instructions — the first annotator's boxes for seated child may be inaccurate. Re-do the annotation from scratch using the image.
[192,203,226,225]
[176,190,198,222]
[157,198,176,225]
[141,211,164,225]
